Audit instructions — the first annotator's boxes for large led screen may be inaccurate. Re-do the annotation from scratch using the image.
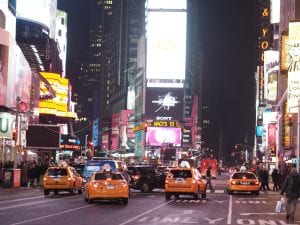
[26,125,61,149]
[146,127,182,147]
[145,87,184,120]
[16,0,54,30]
[146,1,187,81]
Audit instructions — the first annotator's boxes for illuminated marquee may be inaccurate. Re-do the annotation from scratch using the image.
[258,1,271,65]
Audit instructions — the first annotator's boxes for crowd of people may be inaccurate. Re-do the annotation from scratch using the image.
[0,160,49,187]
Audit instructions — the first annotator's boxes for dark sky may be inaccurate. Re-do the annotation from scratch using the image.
[197,0,259,163]
[57,0,260,164]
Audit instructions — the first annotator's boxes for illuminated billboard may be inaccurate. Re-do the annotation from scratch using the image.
[146,0,187,84]
[16,0,57,37]
[146,127,182,147]
[263,50,278,103]
[39,72,76,118]
[288,22,300,112]
[0,29,32,108]
[146,87,184,120]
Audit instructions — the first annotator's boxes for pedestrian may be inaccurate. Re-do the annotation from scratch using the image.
[206,166,214,191]
[280,167,300,222]
[261,168,270,191]
[271,168,280,191]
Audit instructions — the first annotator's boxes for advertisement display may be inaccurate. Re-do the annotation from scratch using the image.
[110,113,119,151]
[0,29,32,108]
[287,22,300,112]
[119,110,135,151]
[0,44,8,105]
[146,0,187,83]
[26,125,61,149]
[268,123,276,156]
[0,112,15,138]
[264,50,279,103]
[145,87,184,120]
[16,0,56,36]
[146,127,182,147]
[38,72,77,118]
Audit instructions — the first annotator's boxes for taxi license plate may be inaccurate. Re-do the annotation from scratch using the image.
[54,178,60,181]
[241,181,249,185]
[107,185,114,189]
[175,178,184,183]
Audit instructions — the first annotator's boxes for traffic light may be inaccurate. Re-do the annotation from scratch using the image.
[12,129,17,141]
[144,123,148,132]
[288,113,293,126]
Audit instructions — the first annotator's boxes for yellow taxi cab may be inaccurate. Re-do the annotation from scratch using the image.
[83,170,129,205]
[165,161,206,200]
[43,166,83,196]
[227,171,260,195]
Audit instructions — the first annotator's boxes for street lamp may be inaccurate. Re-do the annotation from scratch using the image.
[84,135,88,157]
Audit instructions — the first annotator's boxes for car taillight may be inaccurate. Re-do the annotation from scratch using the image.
[67,177,72,181]
[231,180,237,185]
[119,181,127,187]
[192,180,196,184]
[43,177,47,181]
[165,180,169,184]
[132,175,140,180]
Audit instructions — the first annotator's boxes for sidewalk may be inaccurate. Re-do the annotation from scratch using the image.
[0,185,43,201]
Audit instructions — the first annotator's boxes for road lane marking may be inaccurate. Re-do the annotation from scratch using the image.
[240,212,279,215]
[10,205,93,225]
[0,195,78,211]
[227,195,232,224]
[0,196,44,204]
[119,200,175,225]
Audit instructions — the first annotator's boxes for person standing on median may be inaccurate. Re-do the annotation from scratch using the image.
[206,166,214,191]
[280,167,300,222]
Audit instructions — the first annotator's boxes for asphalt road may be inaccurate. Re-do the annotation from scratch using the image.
[0,179,296,225]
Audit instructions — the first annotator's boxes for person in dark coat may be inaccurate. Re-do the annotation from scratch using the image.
[280,167,300,222]
[206,166,214,191]
[271,168,280,191]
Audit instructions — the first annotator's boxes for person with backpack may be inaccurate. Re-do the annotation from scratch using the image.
[280,167,300,222]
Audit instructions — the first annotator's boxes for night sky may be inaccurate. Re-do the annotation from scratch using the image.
[57,0,260,164]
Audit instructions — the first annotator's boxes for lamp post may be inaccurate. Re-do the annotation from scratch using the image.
[13,97,20,169]
[84,135,88,157]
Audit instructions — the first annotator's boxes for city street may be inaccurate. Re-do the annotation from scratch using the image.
[0,179,296,225]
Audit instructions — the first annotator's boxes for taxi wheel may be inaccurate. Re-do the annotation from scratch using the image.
[165,193,172,200]
[122,198,128,205]
[78,188,83,194]
[44,190,50,196]
[201,192,206,199]
[86,191,93,204]
[141,182,150,193]
[227,190,233,195]
[69,184,76,194]
[54,190,59,195]
[174,194,179,199]
[193,193,199,200]
[253,191,259,195]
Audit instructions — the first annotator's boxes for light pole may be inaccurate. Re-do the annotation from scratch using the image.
[84,135,88,157]
[13,97,20,169]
